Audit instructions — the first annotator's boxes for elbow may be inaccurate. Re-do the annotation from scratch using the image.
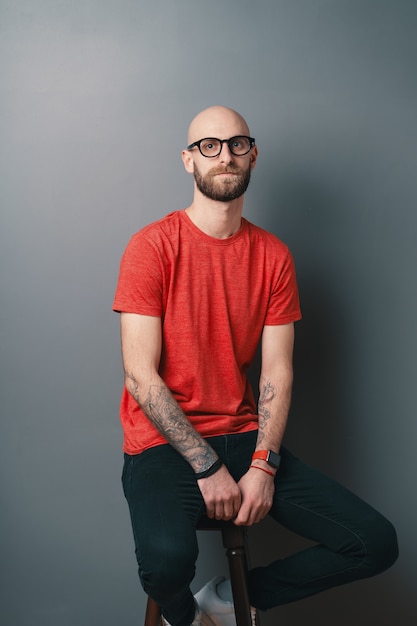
[123,369,142,403]
[123,367,160,407]
[259,365,293,391]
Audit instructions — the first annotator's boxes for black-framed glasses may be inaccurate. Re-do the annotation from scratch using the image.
[186,135,255,158]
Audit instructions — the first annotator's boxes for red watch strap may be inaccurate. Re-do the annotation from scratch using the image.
[252,450,269,462]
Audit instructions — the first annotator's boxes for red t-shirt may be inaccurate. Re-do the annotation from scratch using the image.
[113,210,302,454]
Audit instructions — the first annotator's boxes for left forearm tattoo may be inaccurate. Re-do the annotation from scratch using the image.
[257,380,277,447]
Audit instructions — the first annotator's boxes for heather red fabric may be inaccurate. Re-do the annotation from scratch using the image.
[113,210,301,454]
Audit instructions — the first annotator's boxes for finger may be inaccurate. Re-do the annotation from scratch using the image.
[236,501,266,526]
[234,504,251,526]
[224,501,239,520]
[222,493,241,520]
[222,508,233,520]
[254,502,271,524]
[205,502,215,519]
[233,492,242,515]
[214,505,224,520]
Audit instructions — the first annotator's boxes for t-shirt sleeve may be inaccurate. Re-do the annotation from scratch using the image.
[112,234,163,316]
[264,247,302,325]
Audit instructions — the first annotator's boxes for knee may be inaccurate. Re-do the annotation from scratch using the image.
[359,514,399,577]
[140,537,198,596]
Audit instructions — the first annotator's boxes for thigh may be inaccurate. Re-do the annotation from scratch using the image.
[122,445,205,572]
[271,447,390,553]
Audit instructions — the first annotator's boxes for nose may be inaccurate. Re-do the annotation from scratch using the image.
[219,141,234,164]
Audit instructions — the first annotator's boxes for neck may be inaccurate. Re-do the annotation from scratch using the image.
[185,195,244,240]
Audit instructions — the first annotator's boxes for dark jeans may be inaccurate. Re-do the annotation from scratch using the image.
[122,431,398,626]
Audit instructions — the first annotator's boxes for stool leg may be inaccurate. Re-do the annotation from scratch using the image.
[144,596,163,626]
[221,526,253,626]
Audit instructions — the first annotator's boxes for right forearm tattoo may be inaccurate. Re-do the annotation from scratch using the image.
[126,372,216,472]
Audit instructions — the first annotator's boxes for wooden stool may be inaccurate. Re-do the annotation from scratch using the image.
[144,518,254,626]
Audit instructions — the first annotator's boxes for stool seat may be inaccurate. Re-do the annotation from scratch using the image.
[144,517,255,626]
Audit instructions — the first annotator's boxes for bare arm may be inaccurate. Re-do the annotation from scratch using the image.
[235,323,294,525]
[120,312,241,518]
[121,312,217,471]
[256,322,294,454]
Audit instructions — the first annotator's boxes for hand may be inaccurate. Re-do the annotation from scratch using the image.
[197,465,241,521]
[233,466,275,526]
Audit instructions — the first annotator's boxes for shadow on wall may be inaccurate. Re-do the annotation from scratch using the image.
[247,170,353,480]
[245,169,412,625]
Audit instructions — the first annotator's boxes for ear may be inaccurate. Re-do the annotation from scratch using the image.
[249,145,258,171]
[181,149,194,174]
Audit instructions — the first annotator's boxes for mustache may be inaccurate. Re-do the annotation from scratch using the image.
[208,166,244,176]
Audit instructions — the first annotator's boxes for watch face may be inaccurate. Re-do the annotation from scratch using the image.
[268,450,281,469]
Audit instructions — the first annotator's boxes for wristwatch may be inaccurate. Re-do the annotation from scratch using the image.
[252,449,281,470]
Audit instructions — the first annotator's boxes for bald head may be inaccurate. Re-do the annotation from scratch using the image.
[187,106,251,145]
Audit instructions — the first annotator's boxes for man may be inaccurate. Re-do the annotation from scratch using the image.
[113,106,398,626]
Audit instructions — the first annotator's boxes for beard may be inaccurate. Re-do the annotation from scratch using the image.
[193,161,251,202]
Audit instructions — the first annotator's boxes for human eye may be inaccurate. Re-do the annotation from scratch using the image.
[201,139,220,154]
[232,136,248,150]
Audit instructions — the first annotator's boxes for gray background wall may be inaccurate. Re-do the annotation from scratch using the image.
[1,1,416,625]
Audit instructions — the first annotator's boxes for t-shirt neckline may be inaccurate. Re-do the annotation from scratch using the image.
[180,209,247,245]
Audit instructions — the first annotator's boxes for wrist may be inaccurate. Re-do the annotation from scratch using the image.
[195,458,223,480]
[252,449,281,470]
[249,464,275,478]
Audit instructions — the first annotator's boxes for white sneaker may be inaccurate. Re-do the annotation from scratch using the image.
[194,576,257,626]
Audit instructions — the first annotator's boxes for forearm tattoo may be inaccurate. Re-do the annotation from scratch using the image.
[125,372,216,472]
[257,380,276,447]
